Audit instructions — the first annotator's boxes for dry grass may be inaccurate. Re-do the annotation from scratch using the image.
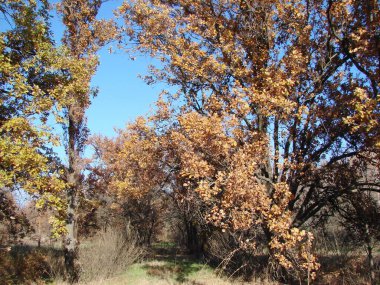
[53,259,279,285]
[313,230,380,284]
[5,227,378,284]
[77,226,144,283]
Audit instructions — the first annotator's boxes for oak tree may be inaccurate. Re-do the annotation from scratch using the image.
[118,0,379,278]
[56,0,116,280]
[0,0,70,243]
[1,0,116,281]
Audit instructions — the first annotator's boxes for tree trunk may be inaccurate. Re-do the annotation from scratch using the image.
[64,107,79,283]
[64,186,78,283]
[147,211,156,245]
[365,223,375,285]
[185,221,203,257]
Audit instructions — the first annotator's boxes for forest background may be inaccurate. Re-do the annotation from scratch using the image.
[0,0,379,285]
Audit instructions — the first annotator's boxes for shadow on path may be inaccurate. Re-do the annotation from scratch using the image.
[143,243,206,284]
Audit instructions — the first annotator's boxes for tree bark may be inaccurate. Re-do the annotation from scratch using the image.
[64,106,79,283]
[365,223,375,285]
[185,221,203,257]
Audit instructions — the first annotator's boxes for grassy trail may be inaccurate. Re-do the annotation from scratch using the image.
[86,243,275,285]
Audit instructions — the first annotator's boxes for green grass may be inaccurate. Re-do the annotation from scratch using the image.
[119,259,229,284]
[109,259,276,285]
[49,242,279,285]
[142,258,211,282]
[108,243,277,285]
[151,241,177,248]
[121,262,159,284]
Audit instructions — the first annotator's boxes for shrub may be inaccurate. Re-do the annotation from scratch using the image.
[0,245,64,284]
[78,225,144,282]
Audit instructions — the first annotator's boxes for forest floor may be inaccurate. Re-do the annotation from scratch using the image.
[76,244,380,285]
[5,241,378,284]
[72,243,277,285]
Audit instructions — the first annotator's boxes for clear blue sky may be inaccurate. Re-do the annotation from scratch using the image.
[88,48,162,137]
[50,0,163,138]
[88,1,163,138]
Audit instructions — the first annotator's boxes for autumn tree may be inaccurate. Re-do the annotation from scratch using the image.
[56,0,116,281]
[117,0,379,279]
[0,0,71,245]
[90,118,168,244]
[1,0,117,281]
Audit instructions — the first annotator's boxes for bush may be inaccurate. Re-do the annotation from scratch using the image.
[0,245,64,284]
[78,225,144,282]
